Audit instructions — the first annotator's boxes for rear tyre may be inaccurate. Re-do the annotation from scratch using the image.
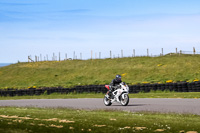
[103,95,112,106]
[120,94,129,106]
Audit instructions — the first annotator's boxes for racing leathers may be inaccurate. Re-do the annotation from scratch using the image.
[109,78,122,99]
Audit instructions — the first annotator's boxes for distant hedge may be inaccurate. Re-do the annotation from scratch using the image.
[1,81,200,97]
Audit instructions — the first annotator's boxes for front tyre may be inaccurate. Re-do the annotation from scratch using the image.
[103,95,112,106]
[120,94,129,106]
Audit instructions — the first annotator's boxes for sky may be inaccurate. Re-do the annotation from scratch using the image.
[1,0,200,63]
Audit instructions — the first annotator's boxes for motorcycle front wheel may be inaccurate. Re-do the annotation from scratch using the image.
[103,95,112,106]
[120,94,129,106]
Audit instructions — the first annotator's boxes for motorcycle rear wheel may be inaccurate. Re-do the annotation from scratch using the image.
[120,94,129,106]
[103,95,112,106]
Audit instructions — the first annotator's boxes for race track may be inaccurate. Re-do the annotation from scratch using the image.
[0,98,200,115]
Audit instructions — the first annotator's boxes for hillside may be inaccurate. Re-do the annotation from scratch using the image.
[0,54,200,89]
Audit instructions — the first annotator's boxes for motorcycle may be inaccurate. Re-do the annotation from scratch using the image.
[103,82,129,106]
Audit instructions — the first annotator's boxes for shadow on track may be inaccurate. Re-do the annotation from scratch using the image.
[111,104,146,107]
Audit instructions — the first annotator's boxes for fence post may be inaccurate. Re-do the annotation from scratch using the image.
[73,51,75,60]
[121,50,123,58]
[46,55,48,61]
[176,48,178,54]
[35,56,37,62]
[193,47,196,55]
[133,49,135,57]
[147,49,149,56]
[65,53,67,60]
[40,54,42,61]
[59,52,61,61]
[53,53,55,61]
[80,53,82,60]
[110,50,112,59]
[162,48,163,56]
[28,56,34,62]
[99,52,101,59]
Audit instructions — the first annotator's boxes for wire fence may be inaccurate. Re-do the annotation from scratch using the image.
[27,47,200,63]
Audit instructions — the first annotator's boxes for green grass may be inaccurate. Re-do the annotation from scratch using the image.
[0,107,200,133]
[1,91,200,100]
[1,54,200,89]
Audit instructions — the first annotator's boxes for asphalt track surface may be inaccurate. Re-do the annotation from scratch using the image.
[0,98,200,115]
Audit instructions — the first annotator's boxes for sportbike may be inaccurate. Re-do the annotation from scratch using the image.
[103,82,129,106]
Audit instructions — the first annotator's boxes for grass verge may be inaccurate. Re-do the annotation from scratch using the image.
[1,54,200,88]
[0,107,199,133]
[0,91,200,100]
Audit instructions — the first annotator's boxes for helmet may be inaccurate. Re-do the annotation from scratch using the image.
[115,75,122,82]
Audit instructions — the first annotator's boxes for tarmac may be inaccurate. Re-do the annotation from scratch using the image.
[0,98,200,115]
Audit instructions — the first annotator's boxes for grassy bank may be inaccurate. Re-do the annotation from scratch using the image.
[1,91,200,100]
[0,107,199,133]
[1,54,200,89]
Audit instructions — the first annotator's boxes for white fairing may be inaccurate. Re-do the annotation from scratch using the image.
[119,82,129,94]
[111,82,129,103]
[104,82,129,106]
[115,83,128,96]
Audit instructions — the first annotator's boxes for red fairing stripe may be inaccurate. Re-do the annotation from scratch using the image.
[105,85,110,90]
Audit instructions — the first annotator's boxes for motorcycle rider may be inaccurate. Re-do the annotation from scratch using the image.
[109,75,122,101]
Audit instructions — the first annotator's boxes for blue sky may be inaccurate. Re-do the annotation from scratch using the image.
[1,0,200,63]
